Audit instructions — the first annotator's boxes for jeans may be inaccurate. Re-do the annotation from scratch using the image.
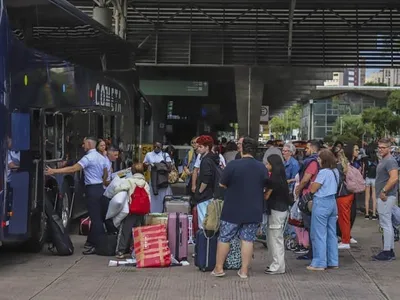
[378,195,396,251]
[267,209,288,273]
[310,195,338,268]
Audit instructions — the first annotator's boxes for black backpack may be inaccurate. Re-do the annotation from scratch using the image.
[45,199,74,256]
[211,161,225,200]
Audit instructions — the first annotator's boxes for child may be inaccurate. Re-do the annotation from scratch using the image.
[115,163,151,259]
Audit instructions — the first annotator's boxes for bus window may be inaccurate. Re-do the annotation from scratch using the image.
[44,113,64,160]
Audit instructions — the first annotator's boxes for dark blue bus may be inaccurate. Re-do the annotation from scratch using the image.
[0,1,144,251]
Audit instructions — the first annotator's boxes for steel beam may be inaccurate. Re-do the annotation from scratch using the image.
[287,0,296,64]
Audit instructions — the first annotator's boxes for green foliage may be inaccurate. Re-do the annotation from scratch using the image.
[269,116,286,136]
[333,114,374,143]
[387,90,400,114]
[269,104,302,138]
[361,106,400,137]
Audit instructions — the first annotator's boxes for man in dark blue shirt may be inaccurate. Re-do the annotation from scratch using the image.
[211,137,268,279]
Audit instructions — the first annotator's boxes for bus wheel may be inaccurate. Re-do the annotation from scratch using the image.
[58,181,72,229]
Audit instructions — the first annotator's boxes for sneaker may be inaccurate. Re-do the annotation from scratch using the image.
[338,243,350,250]
[294,246,309,254]
[371,215,378,220]
[350,237,358,244]
[115,252,125,259]
[365,215,370,220]
[372,250,394,261]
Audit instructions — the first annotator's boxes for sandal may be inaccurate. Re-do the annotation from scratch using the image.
[211,270,226,277]
[237,271,248,279]
[307,266,326,271]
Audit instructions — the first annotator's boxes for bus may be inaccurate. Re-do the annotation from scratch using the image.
[0,2,149,251]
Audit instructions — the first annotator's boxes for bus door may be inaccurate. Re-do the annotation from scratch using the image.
[0,112,31,241]
[44,111,66,205]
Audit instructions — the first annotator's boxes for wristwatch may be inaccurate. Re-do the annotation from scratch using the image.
[382,188,387,194]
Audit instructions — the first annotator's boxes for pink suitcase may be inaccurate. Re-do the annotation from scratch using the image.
[168,212,189,261]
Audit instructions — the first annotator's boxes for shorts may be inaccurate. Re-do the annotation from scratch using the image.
[365,177,376,187]
[218,220,259,243]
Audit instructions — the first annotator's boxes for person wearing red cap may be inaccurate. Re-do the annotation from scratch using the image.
[195,135,220,227]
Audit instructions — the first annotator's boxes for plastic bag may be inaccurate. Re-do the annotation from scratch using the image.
[288,201,304,227]
[113,200,129,228]
[106,191,128,220]
[104,176,122,199]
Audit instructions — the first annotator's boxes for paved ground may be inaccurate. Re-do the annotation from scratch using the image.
[0,216,399,300]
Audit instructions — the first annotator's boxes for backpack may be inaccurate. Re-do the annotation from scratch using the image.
[129,186,150,215]
[203,199,224,231]
[345,164,365,193]
[210,159,225,200]
[45,199,74,256]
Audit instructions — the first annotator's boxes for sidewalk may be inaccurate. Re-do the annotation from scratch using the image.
[0,215,399,300]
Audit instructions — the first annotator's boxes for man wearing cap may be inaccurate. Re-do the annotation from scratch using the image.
[45,136,108,255]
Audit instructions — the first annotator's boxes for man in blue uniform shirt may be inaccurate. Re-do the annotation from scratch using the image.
[45,136,108,255]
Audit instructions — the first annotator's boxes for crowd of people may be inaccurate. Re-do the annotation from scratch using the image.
[44,134,399,275]
[179,136,399,278]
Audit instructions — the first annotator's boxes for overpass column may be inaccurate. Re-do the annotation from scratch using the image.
[234,67,264,139]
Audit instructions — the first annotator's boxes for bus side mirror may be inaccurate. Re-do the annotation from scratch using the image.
[11,112,30,151]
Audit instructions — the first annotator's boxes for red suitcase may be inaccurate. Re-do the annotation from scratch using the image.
[168,212,189,262]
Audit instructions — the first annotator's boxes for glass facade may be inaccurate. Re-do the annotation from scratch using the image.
[301,92,386,140]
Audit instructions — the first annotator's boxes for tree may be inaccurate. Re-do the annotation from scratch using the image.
[387,90,400,115]
[269,104,302,139]
[284,104,301,131]
[333,114,374,143]
[269,116,286,138]
[361,107,400,137]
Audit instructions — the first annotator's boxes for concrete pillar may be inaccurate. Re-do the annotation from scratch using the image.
[234,67,264,139]
[144,96,166,144]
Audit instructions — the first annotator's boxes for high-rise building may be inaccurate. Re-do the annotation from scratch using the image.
[365,70,384,85]
[383,69,400,86]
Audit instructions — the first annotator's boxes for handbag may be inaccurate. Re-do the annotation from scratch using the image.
[298,192,313,215]
[162,153,179,184]
[203,199,224,232]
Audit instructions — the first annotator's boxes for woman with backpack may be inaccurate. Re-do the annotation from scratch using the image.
[364,145,378,220]
[334,147,354,250]
[343,143,364,245]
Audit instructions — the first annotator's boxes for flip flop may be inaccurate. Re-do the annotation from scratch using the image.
[211,271,226,277]
[237,271,248,279]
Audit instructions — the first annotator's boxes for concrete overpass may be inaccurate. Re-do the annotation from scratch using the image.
[5,0,400,137]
